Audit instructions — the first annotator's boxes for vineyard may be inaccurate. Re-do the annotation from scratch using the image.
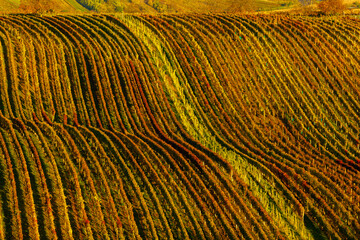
[0,13,359,239]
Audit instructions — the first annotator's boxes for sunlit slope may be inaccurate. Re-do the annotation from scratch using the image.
[61,0,89,11]
[0,0,87,13]
[0,0,296,13]
[0,14,359,240]
[0,0,19,12]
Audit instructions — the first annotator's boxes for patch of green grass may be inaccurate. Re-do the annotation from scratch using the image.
[8,0,21,5]
[255,0,296,11]
[62,0,89,11]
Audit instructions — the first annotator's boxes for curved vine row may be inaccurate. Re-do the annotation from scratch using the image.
[0,13,359,239]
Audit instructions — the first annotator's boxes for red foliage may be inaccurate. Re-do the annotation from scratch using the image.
[32,112,39,123]
[116,217,122,227]
[63,114,68,125]
[73,112,79,127]
[302,180,310,191]
[41,109,53,126]
[336,159,343,165]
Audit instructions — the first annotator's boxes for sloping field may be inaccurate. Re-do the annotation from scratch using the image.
[0,0,88,13]
[0,14,359,239]
[0,0,19,12]
[0,0,296,14]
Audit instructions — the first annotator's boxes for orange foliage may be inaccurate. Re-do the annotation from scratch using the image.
[19,0,56,13]
[318,0,345,13]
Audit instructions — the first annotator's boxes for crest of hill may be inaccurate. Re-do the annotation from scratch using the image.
[1,0,290,14]
[1,0,358,15]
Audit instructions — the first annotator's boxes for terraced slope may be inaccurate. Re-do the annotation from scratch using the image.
[0,14,359,240]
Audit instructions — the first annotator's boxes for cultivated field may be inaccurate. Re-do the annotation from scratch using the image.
[0,14,359,239]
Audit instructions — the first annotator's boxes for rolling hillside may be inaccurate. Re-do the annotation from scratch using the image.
[0,0,298,14]
[0,0,88,13]
[0,14,359,239]
[1,0,359,13]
